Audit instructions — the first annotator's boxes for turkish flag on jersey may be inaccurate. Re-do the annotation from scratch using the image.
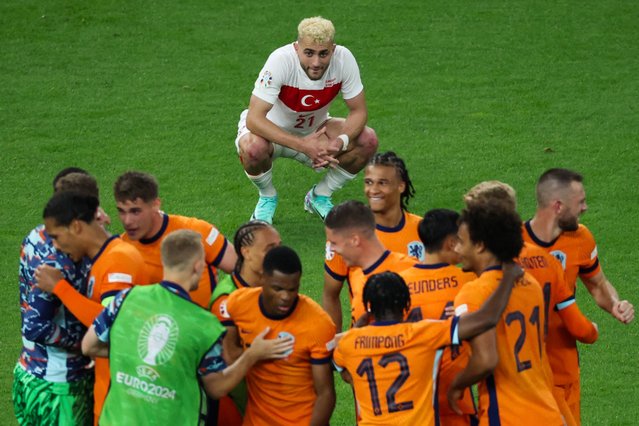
[278,84,342,112]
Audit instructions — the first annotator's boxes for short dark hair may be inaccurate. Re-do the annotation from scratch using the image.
[233,220,276,275]
[55,173,100,199]
[114,171,159,203]
[324,200,375,237]
[536,168,583,207]
[459,203,523,263]
[418,209,460,252]
[363,272,411,319]
[43,192,99,226]
[367,151,415,211]
[52,167,88,191]
[263,245,302,276]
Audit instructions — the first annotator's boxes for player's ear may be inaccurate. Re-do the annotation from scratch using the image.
[152,198,162,211]
[397,180,406,194]
[70,219,83,235]
[444,234,457,252]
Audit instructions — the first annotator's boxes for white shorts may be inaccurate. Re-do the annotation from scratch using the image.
[234,109,329,168]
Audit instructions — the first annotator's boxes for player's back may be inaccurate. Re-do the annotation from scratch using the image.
[458,270,562,425]
[400,264,478,422]
[334,318,459,426]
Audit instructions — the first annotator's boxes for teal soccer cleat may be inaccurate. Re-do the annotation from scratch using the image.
[251,195,278,224]
[304,186,334,220]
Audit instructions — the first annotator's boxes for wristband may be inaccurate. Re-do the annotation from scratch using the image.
[337,134,350,151]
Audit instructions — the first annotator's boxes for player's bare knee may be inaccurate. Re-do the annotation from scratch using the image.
[239,135,271,167]
[354,127,378,158]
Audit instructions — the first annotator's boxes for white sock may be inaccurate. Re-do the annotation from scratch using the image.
[314,167,355,197]
[246,168,277,197]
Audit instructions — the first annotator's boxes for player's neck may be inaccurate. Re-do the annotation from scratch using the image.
[144,211,165,239]
[423,251,448,265]
[374,208,403,229]
[358,238,387,270]
[86,225,112,259]
[162,271,194,293]
[475,254,499,276]
[530,210,562,242]
[240,267,261,287]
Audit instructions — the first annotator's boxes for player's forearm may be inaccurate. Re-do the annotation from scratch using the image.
[205,349,258,399]
[81,326,109,358]
[450,351,496,391]
[590,280,619,314]
[53,279,105,327]
[246,113,305,152]
[558,303,598,343]
[341,107,367,141]
[310,390,336,426]
[322,295,343,332]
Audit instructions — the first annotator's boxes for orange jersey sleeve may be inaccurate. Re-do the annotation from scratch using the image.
[52,279,104,327]
[334,317,460,426]
[454,269,563,426]
[227,288,336,426]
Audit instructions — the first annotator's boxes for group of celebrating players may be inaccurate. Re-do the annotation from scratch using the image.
[15,15,634,426]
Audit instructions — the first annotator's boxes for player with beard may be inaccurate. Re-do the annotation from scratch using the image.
[235,16,378,223]
[522,168,634,424]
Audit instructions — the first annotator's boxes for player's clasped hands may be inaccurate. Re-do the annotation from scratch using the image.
[34,264,63,293]
[249,327,295,360]
[302,128,340,170]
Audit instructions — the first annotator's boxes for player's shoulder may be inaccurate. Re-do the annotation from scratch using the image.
[403,211,423,228]
[227,286,260,306]
[297,294,335,327]
[167,214,212,232]
[387,251,419,268]
[21,225,53,256]
[333,44,356,60]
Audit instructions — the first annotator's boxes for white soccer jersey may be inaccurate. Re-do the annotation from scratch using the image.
[251,43,364,136]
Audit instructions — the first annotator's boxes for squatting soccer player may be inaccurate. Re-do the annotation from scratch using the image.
[235,16,378,223]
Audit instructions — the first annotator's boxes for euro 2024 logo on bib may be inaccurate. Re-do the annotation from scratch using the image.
[138,315,179,366]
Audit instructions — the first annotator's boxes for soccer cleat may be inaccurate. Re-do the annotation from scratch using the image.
[304,186,334,220]
[251,195,278,224]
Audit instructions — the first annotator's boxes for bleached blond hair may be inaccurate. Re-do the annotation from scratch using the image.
[464,180,517,211]
[297,16,335,44]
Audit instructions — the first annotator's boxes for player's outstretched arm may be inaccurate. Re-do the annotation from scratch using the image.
[582,271,634,324]
[82,325,109,358]
[322,272,345,331]
[557,303,599,343]
[309,363,336,426]
[203,327,293,399]
[456,262,523,341]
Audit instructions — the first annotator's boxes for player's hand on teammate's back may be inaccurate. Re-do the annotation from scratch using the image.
[502,261,524,284]
[612,300,634,324]
[447,386,465,415]
[34,264,63,293]
[248,327,295,361]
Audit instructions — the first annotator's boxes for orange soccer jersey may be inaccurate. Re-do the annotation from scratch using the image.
[334,316,461,426]
[325,211,424,280]
[519,242,598,386]
[325,250,416,327]
[121,213,230,308]
[226,287,336,426]
[53,236,146,421]
[400,264,477,424]
[454,267,563,426]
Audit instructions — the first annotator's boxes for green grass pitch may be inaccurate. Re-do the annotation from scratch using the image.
[1,1,637,424]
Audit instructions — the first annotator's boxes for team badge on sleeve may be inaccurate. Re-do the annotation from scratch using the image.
[258,70,273,88]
